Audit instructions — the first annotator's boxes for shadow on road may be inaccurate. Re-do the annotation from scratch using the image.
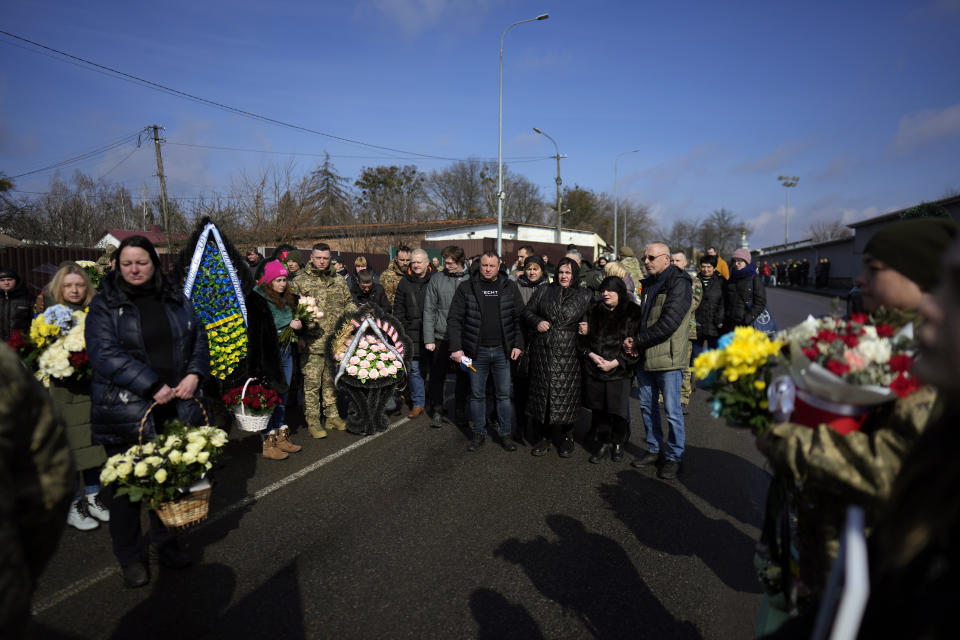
[108,560,305,639]
[470,588,545,640]
[494,514,701,639]
[679,444,771,528]
[601,470,762,594]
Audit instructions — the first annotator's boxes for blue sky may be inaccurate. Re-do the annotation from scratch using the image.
[2,0,959,248]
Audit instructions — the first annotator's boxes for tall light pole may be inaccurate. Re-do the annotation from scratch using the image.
[613,149,639,255]
[778,175,799,246]
[533,126,563,243]
[497,13,549,257]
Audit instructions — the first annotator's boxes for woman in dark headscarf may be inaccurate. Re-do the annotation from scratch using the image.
[522,257,593,457]
[580,276,641,463]
[513,255,549,443]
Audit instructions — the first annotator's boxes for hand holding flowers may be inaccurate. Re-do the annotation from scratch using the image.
[279,296,325,345]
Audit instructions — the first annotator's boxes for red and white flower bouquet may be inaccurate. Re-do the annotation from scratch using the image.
[769,312,921,433]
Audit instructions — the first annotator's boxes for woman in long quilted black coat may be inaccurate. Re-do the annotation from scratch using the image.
[581,276,641,463]
[522,257,592,457]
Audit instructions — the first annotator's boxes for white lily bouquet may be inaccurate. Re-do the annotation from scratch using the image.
[100,421,228,527]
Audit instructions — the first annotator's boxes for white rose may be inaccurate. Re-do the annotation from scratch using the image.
[168,449,182,464]
[182,450,197,464]
[134,462,149,477]
[141,443,155,455]
[154,468,168,484]
[197,451,210,464]
[116,461,133,477]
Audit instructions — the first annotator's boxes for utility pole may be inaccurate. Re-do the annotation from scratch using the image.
[151,125,172,253]
[532,127,563,243]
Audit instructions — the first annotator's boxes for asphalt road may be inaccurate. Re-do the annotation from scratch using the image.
[29,288,834,640]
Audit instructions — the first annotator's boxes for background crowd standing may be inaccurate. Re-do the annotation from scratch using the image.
[5,216,960,638]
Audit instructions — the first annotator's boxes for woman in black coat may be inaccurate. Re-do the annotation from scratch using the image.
[85,235,208,588]
[580,276,641,463]
[246,260,303,460]
[522,257,592,457]
[694,254,724,356]
[514,256,549,443]
[722,248,766,330]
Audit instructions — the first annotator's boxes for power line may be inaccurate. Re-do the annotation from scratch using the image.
[7,128,145,179]
[0,29,520,163]
[164,140,552,164]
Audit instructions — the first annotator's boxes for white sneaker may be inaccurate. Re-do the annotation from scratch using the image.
[67,499,99,531]
[86,492,110,522]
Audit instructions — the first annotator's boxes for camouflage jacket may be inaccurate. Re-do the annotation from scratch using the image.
[0,344,73,635]
[688,275,703,341]
[761,384,938,597]
[294,262,357,353]
[379,260,407,309]
[621,257,643,296]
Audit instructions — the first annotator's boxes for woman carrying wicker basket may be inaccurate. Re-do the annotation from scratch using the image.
[86,235,209,589]
[246,260,303,459]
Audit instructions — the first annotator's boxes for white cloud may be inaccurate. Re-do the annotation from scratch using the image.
[368,0,500,36]
[735,140,812,174]
[890,103,960,154]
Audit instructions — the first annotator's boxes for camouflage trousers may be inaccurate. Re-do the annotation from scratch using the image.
[302,351,338,428]
[681,340,694,406]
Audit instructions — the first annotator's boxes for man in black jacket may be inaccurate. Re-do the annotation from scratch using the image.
[350,269,390,310]
[447,251,524,452]
[393,249,433,418]
[0,268,33,342]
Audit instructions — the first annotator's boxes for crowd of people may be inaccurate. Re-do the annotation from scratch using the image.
[8,217,960,637]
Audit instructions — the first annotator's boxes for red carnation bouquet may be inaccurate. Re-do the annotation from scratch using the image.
[222,382,282,416]
[769,312,922,433]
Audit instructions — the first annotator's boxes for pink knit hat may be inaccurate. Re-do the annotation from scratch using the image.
[731,248,752,264]
[258,260,289,285]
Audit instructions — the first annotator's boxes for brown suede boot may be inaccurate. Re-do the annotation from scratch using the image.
[262,432,288,460]
[276,425,302,453]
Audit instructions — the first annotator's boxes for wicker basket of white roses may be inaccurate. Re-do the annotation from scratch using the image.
[99,400,228,529]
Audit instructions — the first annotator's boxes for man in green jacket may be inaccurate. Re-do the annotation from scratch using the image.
[0,343,73,637]
[625,242,694,479]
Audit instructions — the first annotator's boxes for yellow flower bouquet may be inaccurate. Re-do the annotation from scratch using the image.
[693,326,783,433]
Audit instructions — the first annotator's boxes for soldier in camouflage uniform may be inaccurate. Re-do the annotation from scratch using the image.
[756,217,956,627]
[297,243,357,437]
[671,252,702,409]
[378,245,411,309]
[619,246,643,298]
[0,343,72,637]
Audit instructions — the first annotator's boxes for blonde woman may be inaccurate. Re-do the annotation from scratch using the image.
[603,261,637,303]
[44,263,105,531]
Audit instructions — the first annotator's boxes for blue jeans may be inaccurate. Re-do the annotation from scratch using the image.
[409,357,426,408]
[469,346,512,437]
[637,368,685,461]
[267,345,294,432]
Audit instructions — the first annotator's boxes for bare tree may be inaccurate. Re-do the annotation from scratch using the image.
[696,208,749,257]
[424,160,486,220]
[808,220,853,243]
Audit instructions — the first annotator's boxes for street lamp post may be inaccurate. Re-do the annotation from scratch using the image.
[497,13,549,257]
[533,126,563,243]
[777,175,799,246]
[613,149,639,256]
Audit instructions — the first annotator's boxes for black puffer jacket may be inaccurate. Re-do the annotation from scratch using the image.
[583,299,641,381]
[393,269,433,357]
[246,288,295,395]
[522,283,592,424]
[695,273,724,339]
[447,273,524,359]
[0,269,33,341]
[722,264,766,328]
[85,273,209,445]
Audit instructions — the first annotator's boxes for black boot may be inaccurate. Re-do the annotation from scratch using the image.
[589,443,611,464]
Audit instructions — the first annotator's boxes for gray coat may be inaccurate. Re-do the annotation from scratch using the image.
[422,267,469,344]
